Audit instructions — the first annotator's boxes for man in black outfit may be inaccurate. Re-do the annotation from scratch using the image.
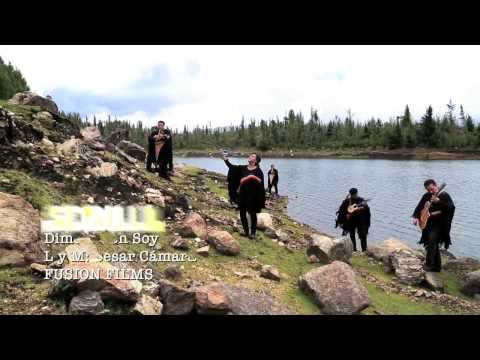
[148,120,172,180]
[412,179,455,272]
[146,126,158,172]
[335,188,371,252]
[267,164,279,196]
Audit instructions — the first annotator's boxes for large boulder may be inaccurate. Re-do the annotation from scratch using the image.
[144,188,165,207]
[460,270,480,297]
[133,294,163,315]
[8,92,59,114]
[156,280,196,315]
[207,230,241,256]
[444,257,480,275]
[105,129,129,145]
[0,192,43,265]
[117,140,147,162]
[298,261,370,315]
[389,249,425,285]
[0,249,27,268]
[306,234,353,264]
[179,212,207,240]
[195,282,231,315]
[50,238,142,303]
[256,212,274,231]
[80,126,105,151]
[423,272,444,292]
[68,290,105,315]
[366,238,412,264]
[86,162,118,178]
[57,138,82,155]
[260,265,281,281]
[200,282,294,315]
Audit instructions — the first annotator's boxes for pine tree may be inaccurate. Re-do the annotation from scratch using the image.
[421,106,436,147]
[401,105,412,128]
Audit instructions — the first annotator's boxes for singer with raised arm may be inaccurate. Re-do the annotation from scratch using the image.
[412,179,455,272]
[223,152,265,239]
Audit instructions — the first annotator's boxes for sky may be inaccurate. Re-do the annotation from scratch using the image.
[1,45,479,131]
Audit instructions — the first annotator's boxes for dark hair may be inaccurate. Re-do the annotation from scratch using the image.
[158,120,165,125]
[349,188,358,195]
[251,153,261,165]
[424,179,436,188]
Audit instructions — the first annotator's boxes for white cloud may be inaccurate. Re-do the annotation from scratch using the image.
[1,45,480,132]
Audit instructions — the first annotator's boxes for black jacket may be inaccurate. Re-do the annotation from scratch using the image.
[412,191,455,248]
[225,159,265,212]
[336,196,371,231]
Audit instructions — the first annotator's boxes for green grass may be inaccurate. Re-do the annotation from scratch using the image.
[351,255,395,283]
[436,271,470,300]
[0,100,41,116]
[361,281,456,315]
[204,177,229,199]
[0,169,68,210]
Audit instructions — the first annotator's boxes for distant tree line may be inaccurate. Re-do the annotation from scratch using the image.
[0,56,29,100]
[173,102,480,151]
[69,101,480,152]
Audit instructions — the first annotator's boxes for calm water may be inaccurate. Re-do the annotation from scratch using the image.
[175,156,480,259]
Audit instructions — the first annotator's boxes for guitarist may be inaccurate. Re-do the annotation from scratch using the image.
[412,179,455,272]
[336,188,371,252]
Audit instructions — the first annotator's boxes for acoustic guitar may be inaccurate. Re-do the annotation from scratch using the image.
[347,198,371,214]
[418,183,447,230]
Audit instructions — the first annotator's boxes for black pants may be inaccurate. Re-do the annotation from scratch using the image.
[268,183,278,195]
[157,156,169,179]
[146,153,155,172]
[168,152,173,171]
[240,207,257,236]
[424,227,442,272]
[349,224,368,252]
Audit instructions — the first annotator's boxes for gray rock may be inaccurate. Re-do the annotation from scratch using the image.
[256,212,274,231]
[299,261,370,315]
[260,265,281,281]
[444,257,480,274]
[306,234,352,264]
[0,192,43,263]
[389,249,425,285]
[157,280,196,315]
[196,246,210,257]
[460,270,480,297]
[0,249,26,268]
[117,140,147,162]
[164,265,182,281]
[423,272,444,292]
[69,290,105,315]
[8,91,59,114]
[366,238,412,265]
[211,282,294,315]
[275,229,290,243]
[133,294,163,315]
[170,236,189,250]
[104,129,129,145]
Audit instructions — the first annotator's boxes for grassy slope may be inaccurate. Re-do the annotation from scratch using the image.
[0,102,476,314]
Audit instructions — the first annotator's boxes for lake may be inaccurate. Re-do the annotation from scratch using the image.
[174,156,480,259]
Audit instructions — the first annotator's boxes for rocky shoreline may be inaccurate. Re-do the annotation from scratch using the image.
[1,93,480,315]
